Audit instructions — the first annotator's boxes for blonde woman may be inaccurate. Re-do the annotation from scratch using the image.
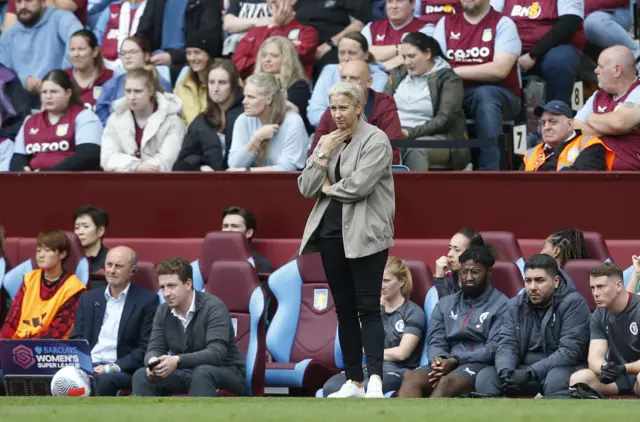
[322,256,425,397]
[227,72,307,171]
[100,67,186,172]
[253,36,313,133]
[298,83,395,398]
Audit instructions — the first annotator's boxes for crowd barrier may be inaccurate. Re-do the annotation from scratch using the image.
[1,172,639,239]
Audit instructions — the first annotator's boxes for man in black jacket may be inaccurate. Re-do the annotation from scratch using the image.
[72,246,159,396]
[475,254,590,397]
[131,257,246,397]
[135,0,222,77]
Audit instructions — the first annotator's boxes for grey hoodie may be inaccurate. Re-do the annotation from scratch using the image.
[495,270,591,379]
[428,285,508,365]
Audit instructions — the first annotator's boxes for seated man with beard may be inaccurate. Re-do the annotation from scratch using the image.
[475,254,591,397]
[397,245,508,398]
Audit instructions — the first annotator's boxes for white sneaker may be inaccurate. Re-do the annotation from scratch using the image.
[365,375,384,398]
[327,380,365,398]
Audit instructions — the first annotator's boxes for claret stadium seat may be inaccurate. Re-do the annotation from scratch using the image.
[191,231,253,290]
[130,261,161,301]
[583,232,611,262]
[563,259,601,312]
[205,260,266,397]
[490,261,524,298]
[1,231,90,300]
[480,231,525,277]
[265,253,341,395]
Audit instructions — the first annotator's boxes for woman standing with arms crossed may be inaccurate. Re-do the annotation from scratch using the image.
[298,82,395,399]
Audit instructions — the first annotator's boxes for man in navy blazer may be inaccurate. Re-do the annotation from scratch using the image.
[72,246,159,396]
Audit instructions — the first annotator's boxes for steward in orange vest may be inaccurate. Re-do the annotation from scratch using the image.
[523,101,614,171]
[0,230,86,339]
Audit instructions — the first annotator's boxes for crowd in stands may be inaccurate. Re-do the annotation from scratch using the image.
[0,0,639,172]
[1,207,640,398]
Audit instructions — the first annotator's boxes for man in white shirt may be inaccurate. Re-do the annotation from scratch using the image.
[71,246,159,396]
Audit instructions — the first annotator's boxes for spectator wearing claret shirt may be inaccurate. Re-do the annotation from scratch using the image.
[101,67,186,172]
[174,31,218,125]
[310,59,403,164]
[491,0,585,106]
[414,0,461,26]
[3,0,87,30]
[252,36,313,134]
[233,0,317,81]
[93,0,148,71]
[307,31,389,128]
[10,70,103,172]
[295,0,371,71]
[173,59,244,171]
[362,0,432,71]
[95,36,173,126]
[227,72,307,172]
[222,0,272,55]
[135,0,222,78]
[433,0,521,170]
[583,0,640,69]
[0,0,83,108]
[66,30,114,112]
[574,46,640,170]
[388,32,469,171]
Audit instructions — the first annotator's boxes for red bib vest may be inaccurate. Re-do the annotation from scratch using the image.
[592,79,640,170]
[417,0,462,25]
[443,8,521,97]
[368,18,428,45]
[502,0,585,52]
[23,104,85,170]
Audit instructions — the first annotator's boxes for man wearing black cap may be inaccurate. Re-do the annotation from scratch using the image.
[522,100,614,171]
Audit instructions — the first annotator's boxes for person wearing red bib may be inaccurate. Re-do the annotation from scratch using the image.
[0,230,86,340]
[66,30,114,111]
[9,70,103,172]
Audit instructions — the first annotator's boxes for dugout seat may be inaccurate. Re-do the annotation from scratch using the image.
[563,260,601,311]
[191,231,253,290]
[131,261,162,302]
[205,260,266,397]
[490,261,524,298]
[1,231,90,299]
[265,253,341,395]
[480,231,525,277]
[583,232,611,262]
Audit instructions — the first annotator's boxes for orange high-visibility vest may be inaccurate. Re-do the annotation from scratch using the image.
[14,269,85,339]
[523,135,614,171]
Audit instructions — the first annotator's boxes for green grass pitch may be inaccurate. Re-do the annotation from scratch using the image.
[0,397,637,422]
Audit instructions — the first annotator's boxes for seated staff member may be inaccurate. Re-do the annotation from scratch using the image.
[101,67,186,172]
[475,254,590,397]
[523,101,614,171]
[71,246,159,396]
[132,258,246,397]
[65,30,114,110]
[397,246,508,398]
[433,227,486,298]
[73,205,110,276]
[570,263,640,397]
[9,70,103,172]
[0,230,86,339]
[540,228,589,270]
[322,256,425,397]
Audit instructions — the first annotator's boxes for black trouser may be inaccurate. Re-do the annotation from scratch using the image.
[318,238,388,383]
[131,366,246,397]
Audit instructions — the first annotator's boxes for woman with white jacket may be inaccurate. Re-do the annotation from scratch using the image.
[100,67,186,172]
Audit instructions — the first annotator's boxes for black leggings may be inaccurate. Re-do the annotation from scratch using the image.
[318,238,388,383]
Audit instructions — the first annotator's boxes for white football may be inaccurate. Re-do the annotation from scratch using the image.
[50,366,92,397]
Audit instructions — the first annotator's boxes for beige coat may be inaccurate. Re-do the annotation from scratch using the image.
[101,93,186,172]
[298,119,395,259]
[174,70,207,126]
